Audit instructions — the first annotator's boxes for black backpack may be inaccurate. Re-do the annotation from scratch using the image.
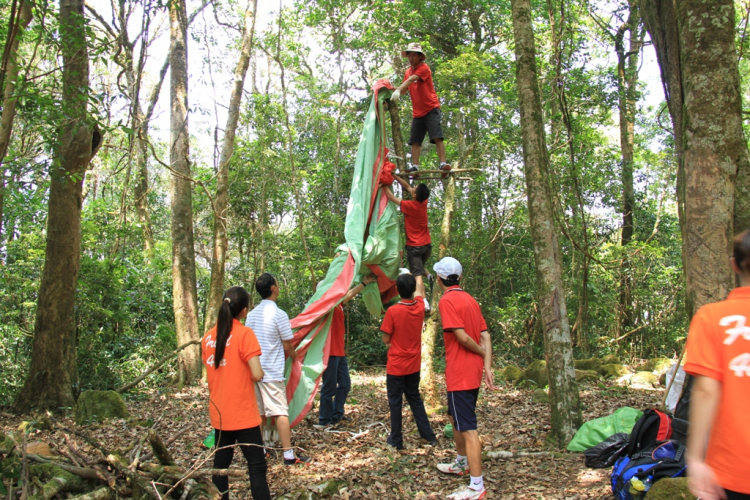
[626,409,673,457]
[670,374,693,445]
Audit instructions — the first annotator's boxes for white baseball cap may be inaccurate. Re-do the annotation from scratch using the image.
[433,257,462,279]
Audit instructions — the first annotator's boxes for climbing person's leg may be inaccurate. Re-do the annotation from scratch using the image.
[425,108,449,171]
[409,114,428,171]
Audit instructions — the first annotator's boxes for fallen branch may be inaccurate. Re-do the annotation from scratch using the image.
[482,450,555,460]
[26,454,113,484]
[116,340,202,393]
[148,429,176,466]
[139,421,196,463]
[69,487,111,500]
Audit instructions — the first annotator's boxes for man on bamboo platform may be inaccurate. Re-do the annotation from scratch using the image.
[389,42,451,174]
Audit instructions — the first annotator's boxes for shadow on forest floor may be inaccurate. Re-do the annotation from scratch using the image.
[1,368,662,499]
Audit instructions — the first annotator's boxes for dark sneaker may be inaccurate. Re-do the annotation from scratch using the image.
[339,416,352,422]
[407,164,419,172]
[284,455,311,466]
[427,274,435,294]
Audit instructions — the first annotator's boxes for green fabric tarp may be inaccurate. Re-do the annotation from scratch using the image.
[566,407,643,452]
[282,80,402,427]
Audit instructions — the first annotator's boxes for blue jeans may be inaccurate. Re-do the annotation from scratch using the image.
[318,355,351,425]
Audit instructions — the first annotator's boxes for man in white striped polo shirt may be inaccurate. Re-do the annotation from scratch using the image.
[246,273,311,465]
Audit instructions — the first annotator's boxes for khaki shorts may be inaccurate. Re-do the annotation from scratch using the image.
[255,380,289,417]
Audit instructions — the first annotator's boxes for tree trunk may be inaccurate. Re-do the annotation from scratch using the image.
[420,174,456,405]
[617,5,642,330]
[204,0,257,332]
[15,0,93,412]
[676,0,746,312]
[169,0,201,381]
[511,0,581,447]
[0,0,33,242]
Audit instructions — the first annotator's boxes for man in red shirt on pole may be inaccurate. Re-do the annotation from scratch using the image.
[383,175,434,311]
[380,272,438,450]
[389,42,450,173]
[433,257,496,500]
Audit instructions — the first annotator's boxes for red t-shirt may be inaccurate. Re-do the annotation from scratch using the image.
[380,299,425,376]
[684,287,750,494]
[404,63,440,118]
[438,287,487,391]
[202,320,263,431]
[329,305,346,357]
[401,199,431,247]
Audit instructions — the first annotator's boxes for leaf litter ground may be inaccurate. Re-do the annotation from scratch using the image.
[1,368,662,499]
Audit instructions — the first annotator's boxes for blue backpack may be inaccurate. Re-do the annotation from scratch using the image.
[611,440,687,500]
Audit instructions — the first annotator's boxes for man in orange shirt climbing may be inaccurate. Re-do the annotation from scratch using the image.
[389,42,450,174]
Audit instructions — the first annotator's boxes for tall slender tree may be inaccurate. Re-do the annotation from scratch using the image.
[15,0,100,411]
[205,0,258,332]
[169,0,201,381]
[511,0,581,446]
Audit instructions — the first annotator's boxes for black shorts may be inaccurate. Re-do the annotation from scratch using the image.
[406,244,431,277]
[447,388,479,432]
[409,108,444,146]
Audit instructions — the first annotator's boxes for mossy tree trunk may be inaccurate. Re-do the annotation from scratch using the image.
[169,0,201,382]
[204,0,258,332]
[511,0,582,447]
[675,0,747,312]
[16,0,95,412]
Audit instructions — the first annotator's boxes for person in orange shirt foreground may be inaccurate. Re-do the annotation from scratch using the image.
[685,229,750,500]
[389,42,450,173]
[433,257,496,500]
[202,286,271,500]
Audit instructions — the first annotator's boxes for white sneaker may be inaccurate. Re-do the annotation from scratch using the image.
[424,297,431,313]
[312,424,334,431]
[437,461,467,475]
[446,486,486,500]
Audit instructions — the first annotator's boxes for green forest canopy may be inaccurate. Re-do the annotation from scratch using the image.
[3,0,745,405]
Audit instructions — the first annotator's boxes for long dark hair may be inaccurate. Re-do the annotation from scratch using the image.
[214,286,250,368]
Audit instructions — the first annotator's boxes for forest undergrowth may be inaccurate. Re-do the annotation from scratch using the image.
[1,368,661,500]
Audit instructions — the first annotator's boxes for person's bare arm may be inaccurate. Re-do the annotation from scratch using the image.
[395,175,416,197]
[414,275,425,299]
[381,332,392,346]
[247,356,264,381]
[479,331,497,390]
[383,187,402,206]
[450,328,485,357]
[282,339,297,361]
[686,375,726,500]
[342,274,377,304]
[397,74,419,94]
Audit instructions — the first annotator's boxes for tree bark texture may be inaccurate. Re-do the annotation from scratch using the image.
[420,174,456,405]
[617,5,641,330]
[204,0,257,333]
[0,0,33,242]
[511,0,581,447]
[675,0,747,312]
[15,0,92,412]
[169,0,201,381]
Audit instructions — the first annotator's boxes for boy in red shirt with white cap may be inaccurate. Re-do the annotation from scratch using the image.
[433,257,496,500]
[389,42,450,173]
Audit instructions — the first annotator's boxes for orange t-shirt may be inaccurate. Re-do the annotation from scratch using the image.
[404,63,440,118]
[684,287,750,494]
[202,320,262,431]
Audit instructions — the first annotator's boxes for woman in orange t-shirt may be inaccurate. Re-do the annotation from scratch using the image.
[202,286,270,500]
[686,230,750,500]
